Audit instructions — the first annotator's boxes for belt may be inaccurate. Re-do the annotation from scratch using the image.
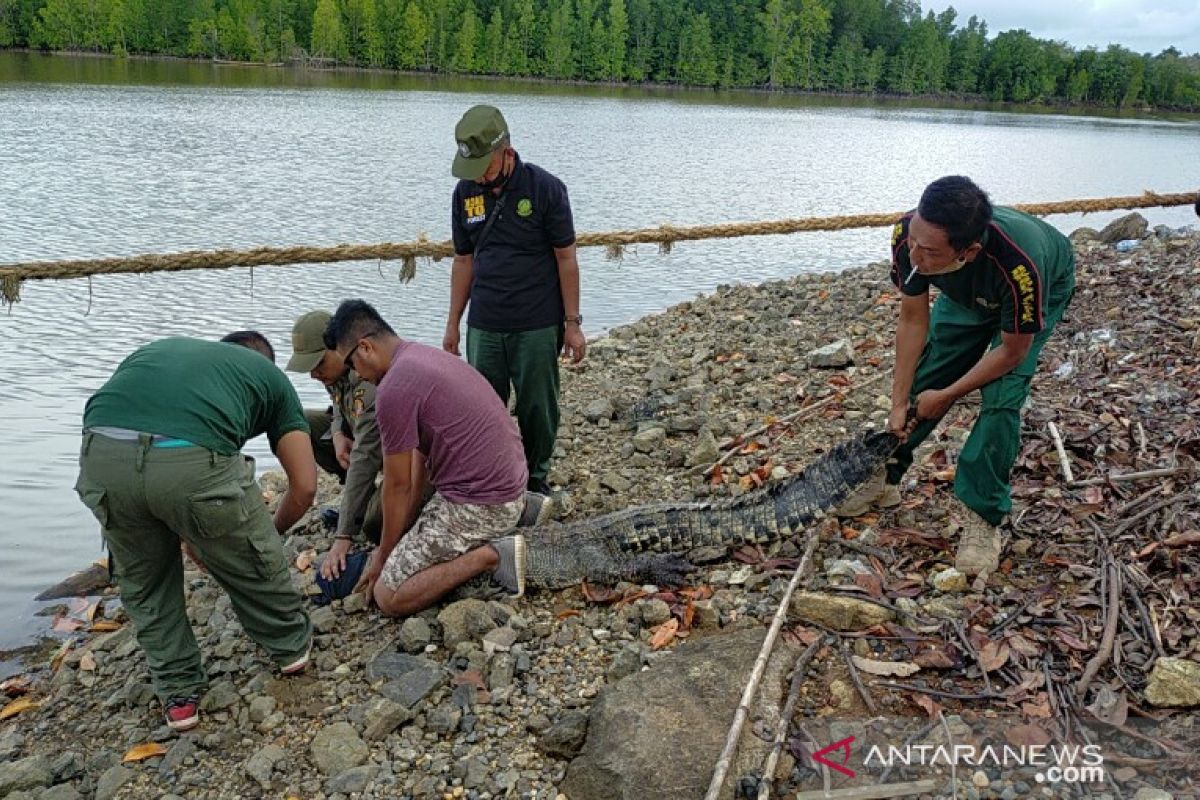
[88,426,196,448]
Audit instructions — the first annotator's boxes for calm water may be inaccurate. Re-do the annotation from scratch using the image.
[2,51,1198,667]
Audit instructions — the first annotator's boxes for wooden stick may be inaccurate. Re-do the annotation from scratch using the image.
[1113,494,1183,537]
[757,637,825,800]
[1076,558,1121,701]
[704,373,886,476]
[878,683,1005,701]
[792,780,938,800]
[840,648,878,715]
[1068,465,1191,488]
[704,534,818,800]
[1122,564,1165,658]
[1048,421,1075,483]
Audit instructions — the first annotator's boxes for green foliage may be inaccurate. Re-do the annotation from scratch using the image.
[3,0,1199,109]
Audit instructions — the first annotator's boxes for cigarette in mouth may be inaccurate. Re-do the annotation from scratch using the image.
[905,265,918,284]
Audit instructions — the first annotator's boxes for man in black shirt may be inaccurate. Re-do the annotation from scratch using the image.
[444,105,585,495]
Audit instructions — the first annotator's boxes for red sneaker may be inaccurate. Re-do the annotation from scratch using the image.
[165,696,199,732]
[281,644,311,676]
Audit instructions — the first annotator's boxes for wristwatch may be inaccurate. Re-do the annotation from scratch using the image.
[564,314,583,325]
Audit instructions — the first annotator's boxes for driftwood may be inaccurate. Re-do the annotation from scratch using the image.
[35,559,111,601]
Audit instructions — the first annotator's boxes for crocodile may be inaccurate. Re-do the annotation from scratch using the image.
[523,428,900,589]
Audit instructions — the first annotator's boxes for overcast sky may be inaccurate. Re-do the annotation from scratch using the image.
[926,0,1200,55]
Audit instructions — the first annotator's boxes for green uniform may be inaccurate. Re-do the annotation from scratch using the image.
[889,207,1076,524]
[77,338,311,703]
[305,371,383,543]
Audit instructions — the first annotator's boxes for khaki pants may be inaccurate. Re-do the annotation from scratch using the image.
[75,432,311,702]
[305,407,382,543]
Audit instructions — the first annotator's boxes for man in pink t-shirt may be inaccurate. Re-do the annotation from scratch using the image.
[323,299,539,616]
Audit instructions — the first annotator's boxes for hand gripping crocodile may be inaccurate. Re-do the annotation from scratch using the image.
[523,429,901,589]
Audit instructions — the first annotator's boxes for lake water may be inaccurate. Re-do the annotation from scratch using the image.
[1,51,1197,669]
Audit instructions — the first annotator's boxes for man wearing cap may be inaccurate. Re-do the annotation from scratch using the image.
[286,311,384,581]
[74,334,316,732]
[443,104,585,496]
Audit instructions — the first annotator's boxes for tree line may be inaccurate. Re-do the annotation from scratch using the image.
[3,0,1199,110]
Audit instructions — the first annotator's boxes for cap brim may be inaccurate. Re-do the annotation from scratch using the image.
[285,350,325,373]
[452,151,492,180]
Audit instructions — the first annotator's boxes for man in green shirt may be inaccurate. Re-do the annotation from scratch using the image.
[285,310,383,579]
[76,335,316,732]
[836,176,1075,585]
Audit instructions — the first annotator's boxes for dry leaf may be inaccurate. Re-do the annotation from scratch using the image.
[853,572,884,599]
[1021,694,1053,719]
[0,676,30,697]
[91,620,122,633]
[850,655,920,677]
[681,599,696,632]
[649,618,679,650]
[709,465,724,486]
[1163,530,1200,548]
[978,639,1011,672]
[0,697,39,721]
[913,648,956,670]
[554,609,581,621]
[1086,685,1129,727]
[78,652,97,672]
[451,670,488,691]
[912,692,942,718]
[1005,723,1051,748]
[581,580,622,604]
[122,742,168,763]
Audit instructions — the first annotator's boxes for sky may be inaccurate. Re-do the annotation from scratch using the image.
[926,0,1200,55]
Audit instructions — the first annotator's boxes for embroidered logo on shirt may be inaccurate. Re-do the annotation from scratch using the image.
[1010,264,1037,324]
[464,195,486,224]
[891,222,903,245]
[516,198,533,217]
[351,388,366,419]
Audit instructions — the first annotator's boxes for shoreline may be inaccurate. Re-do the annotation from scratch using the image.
[4,48,1199,120]
[1,219,1198,799]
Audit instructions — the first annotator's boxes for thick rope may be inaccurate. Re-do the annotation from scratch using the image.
[2,190,1195,305]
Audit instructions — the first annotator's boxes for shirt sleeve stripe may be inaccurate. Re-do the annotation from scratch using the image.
[990,224,1046,329]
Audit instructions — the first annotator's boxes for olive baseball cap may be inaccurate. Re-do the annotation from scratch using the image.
[452,105,509,180]
[286,310,331,373]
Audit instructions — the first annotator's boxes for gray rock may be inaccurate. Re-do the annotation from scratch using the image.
[583,397,615,423]
[489,652,515,691]
[563,628,793,800]
[0,730,21,761]
[397,618,432,654]
[807,339,853,369]
[310,605,337,633]
[685,428,721,468]
[38,784,83,800]
[693,600,721,630]
[461,756,490,789]
[1144,657,1200,707]
[248,695,277,723]
[244,744,286,789]
[324,765,379,794]
[310,722,368,775]
[1098,212,1148,244]
[481,626,518,655]
[361,696,412,741]
[199,679,239,712]
[537,710,590,758]
[49,750,84,783]
[599,472,632,493]
[437,599,497,649]
[94,765,134,800]
[639,599,672,626]
[930,567,969,593]
[790,591,895,631]
[0,756,53,795]
[1133,788,1174,800]
[632,426,666,453]
[158,736,196,776]
[379,662,446,709]
[427,703,462,735]
[1069,227,1100,243]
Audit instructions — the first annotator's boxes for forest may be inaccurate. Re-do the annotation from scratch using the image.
[3,0,1199,109]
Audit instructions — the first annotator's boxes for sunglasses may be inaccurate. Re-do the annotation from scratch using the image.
[342,329,382,371]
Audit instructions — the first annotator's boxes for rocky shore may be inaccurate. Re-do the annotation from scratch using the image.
[2,214,1198,800]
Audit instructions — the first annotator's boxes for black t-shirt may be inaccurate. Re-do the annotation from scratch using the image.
[451,156,576,332]
[890,206,1075,335]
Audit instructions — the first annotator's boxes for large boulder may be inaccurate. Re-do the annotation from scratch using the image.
[1098,213,1148,244]
[561,627,795,800]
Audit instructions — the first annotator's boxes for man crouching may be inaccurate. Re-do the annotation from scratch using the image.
[323,299,535,616]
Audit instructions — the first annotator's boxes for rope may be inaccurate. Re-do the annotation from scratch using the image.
[2,190,1195,305]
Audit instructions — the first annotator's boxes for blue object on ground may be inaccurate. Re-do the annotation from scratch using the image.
[312,550,369,606]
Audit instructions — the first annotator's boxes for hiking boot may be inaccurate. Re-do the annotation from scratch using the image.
[491,535,527,598]
[165,696,200,732]
[517,491,553,528]
[951,500,1001,581]
[527,478,552,495]
[832,470,901,517]
[280,643,312,676]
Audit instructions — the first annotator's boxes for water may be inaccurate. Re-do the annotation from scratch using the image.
[1,51,1197,667]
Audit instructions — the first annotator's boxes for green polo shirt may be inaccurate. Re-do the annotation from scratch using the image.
[890,206,1076,334]
[84,337,309,455]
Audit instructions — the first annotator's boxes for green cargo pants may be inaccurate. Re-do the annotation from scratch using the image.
[75,433,312,703]
[886,278,1074,525]
[305,408,381,543]
[467,325,562,488]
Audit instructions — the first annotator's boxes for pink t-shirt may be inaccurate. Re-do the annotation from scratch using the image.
[376,341,527,505]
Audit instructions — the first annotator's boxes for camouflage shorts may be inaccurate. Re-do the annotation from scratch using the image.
[380,493,523,590]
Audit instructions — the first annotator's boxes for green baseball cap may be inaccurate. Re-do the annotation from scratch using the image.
[452,105,509,180]
[286,310,331,373]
